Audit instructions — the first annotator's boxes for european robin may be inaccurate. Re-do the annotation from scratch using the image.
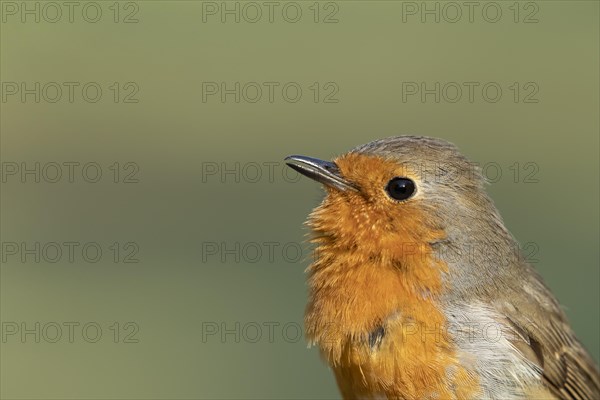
[284,136,600,400]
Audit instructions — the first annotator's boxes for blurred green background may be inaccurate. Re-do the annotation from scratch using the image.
[1,1,598,399]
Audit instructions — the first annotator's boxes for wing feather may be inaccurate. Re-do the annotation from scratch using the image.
[501,272,600,400]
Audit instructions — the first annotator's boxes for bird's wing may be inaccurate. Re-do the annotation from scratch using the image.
[500,274,600,400]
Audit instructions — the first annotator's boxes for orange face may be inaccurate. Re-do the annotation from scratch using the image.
[309,152,448,291]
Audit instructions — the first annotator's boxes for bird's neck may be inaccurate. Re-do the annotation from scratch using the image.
[303,234,484,398]
[303,196,484,398]
[304,200,450,364]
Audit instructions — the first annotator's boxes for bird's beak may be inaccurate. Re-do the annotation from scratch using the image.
[284,155,358,192]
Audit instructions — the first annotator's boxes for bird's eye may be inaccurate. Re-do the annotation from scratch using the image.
[385,177,415,201]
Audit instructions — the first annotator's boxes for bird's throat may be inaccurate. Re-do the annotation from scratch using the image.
[303,195,481,399]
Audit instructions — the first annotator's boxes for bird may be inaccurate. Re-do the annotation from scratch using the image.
[284,136,600,400]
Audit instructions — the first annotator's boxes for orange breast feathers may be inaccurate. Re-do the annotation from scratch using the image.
[303,153,480,399]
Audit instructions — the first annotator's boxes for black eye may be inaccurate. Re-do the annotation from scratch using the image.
[385,177,415,201]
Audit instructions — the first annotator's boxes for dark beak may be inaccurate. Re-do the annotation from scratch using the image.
[284,155,358,192]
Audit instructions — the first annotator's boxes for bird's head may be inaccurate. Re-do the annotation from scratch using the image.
[288,136,507,267]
